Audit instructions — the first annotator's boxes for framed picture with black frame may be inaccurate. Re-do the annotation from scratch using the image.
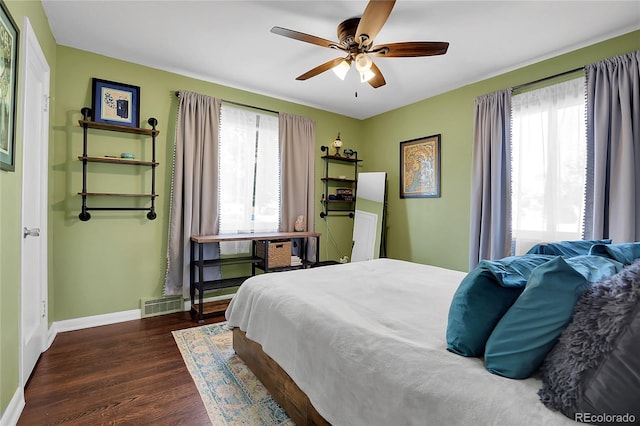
[0,0,19,171]
[91,78,140,128]
[399,134,441,198]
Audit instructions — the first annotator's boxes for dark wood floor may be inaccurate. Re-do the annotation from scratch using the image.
[19,305,227,426]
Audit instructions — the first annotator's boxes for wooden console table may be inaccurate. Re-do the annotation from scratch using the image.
[190,231,321,322]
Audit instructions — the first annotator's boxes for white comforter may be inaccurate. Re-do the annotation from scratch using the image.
[226,258,575,426]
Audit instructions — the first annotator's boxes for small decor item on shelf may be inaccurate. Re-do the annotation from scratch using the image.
[332,132,342,156]
[336,188,353,201]
[294,215,306,232]
[256,240,292,268]
[120,153,135,159]
[343,148,355,159]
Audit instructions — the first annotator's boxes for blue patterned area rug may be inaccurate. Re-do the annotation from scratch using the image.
[172,322,293,425]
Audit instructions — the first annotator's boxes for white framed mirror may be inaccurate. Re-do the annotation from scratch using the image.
[351,172,387,262]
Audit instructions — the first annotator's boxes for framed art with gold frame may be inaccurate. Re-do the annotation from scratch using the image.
[399,134,441,198]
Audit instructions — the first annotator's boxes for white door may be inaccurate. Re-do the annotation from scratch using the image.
[20,17,50,386]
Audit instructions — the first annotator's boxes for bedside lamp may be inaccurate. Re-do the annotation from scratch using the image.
[332,133,343,156]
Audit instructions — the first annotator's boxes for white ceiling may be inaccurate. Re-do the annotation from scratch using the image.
[41,1,640,120]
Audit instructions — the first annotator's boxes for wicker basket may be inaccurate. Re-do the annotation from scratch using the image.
[256,240,292,268]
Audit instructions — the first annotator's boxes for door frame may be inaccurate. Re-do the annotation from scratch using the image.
[19,16,50,388]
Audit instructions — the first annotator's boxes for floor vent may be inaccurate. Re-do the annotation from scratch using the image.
[140,295,183,318]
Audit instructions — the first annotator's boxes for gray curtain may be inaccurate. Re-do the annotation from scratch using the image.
[165,91,221,297]
[469,89,512,269]
[584,51,640,242]
[279,112,316,258]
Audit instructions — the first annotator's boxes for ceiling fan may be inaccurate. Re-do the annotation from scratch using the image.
[271,0,449,88]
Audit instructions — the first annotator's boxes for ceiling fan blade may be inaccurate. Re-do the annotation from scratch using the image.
[356,0,396,46]
[370,42,449,57]
[296,57,347,81]
[368,61,386,88]
[271,26,342,50]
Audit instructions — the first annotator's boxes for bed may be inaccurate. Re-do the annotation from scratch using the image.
[225,258,577,425]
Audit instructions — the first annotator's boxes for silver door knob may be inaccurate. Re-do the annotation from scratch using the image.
[23,227,40,238]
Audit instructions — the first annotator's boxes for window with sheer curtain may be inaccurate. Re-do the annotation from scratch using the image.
[218,104,280,254]
[511,77,587,255]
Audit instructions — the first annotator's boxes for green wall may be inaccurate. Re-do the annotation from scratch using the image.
[363,31,640,272]
[1,0,57,417]
[51,47,362,321]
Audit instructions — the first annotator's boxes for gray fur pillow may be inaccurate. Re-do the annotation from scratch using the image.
[537,258,640,423]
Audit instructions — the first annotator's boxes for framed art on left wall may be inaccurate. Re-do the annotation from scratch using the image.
[0,0,19,171]
[91,78,140,128]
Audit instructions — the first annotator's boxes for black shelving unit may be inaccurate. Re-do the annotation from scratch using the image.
[320,145,361,218]
[77,107,159,221]
[189,232,321,322]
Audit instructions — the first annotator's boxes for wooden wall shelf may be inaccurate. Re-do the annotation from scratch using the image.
[78,156,159,166]
[78,119,160,136]
[319,145,360,218]
[78,107,159,221]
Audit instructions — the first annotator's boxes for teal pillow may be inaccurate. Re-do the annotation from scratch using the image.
[589,242,640,265]
[446,255,555,357]
[484,257,590,379]
[481,255,556,286]
[564,255,623,282]
[526,239,611,257]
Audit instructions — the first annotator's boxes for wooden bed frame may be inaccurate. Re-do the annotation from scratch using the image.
[232,328,331,426]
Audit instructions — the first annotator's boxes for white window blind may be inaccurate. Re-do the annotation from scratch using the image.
[511,77,587,255]
[218,104,280,254]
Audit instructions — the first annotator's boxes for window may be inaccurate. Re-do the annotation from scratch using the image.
[511,77,586,254]
[218,104,280,253]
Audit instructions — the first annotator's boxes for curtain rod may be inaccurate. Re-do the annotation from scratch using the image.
[174,91,279,115]
[512,66,584,91]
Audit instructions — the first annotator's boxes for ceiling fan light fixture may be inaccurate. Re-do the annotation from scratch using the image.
[271,1,449,89]
[332,59,351,80]
[354,53,373,73]
[360,69,376,83]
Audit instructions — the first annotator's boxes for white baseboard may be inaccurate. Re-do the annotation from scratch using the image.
[45,295,234,349]
[46,309,141,350]
[43,294,233,351]
[0,387,24,426]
